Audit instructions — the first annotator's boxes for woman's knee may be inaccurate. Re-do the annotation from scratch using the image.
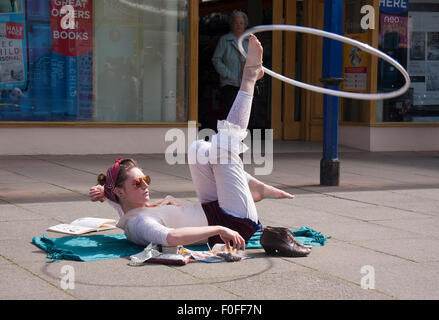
[188,139,211,166]
[188,139,208,153]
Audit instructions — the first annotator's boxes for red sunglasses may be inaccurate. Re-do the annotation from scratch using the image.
[134,176,151,188]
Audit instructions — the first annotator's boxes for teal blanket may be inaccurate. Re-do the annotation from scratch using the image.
[32,226,328,262]
[32,234,144,262]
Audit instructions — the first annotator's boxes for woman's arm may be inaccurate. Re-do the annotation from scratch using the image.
[166,226,246,251]
[146,195,183,207]
[89,185,181,208]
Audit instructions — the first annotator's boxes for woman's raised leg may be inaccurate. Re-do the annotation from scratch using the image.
[208,35,264,222]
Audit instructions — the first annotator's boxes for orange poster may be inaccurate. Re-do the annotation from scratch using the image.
[342,33,369,92]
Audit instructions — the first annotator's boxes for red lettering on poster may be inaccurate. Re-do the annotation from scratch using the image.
[6,22,25,40]
[50,0,93,56]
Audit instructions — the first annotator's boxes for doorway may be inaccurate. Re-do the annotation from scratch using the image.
[198,0,273,133]
[279,0,325,141]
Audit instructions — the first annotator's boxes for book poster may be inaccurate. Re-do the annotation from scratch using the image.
[50,0,93,57]
[0,1,94,121]
[342,33,369,92]
[0,0,27,90]
[380,13,409,48]
[408,11,439,106]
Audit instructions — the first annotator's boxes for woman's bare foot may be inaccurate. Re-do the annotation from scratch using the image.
[248,176,295,202]
[242,34,264,81]
[262,185,295,201]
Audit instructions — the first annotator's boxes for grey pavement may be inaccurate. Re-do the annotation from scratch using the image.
[1,142,439,300]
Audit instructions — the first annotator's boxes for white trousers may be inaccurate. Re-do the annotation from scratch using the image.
[188,139,258,224]
[188,91,258,224]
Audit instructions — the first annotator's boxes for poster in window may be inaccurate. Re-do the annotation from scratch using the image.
[408,12,439,105]
[0,0,27,90]
[342,33,369,92]
[379,14,409,48]
[0,1,93,121]
[50,0,93,57]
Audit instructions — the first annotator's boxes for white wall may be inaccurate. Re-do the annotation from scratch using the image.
[340,125,439,151]
[3,125,438,155]
[0,126,194,155]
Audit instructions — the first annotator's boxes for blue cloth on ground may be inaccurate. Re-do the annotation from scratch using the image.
[32,234,144,262]
[32,226,329,263]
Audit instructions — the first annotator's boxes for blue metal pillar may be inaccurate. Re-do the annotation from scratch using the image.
[320,0,344,186]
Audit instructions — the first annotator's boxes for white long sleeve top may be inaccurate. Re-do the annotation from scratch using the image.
[108,199,208,246]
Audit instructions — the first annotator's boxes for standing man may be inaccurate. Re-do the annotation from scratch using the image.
[212,11,250,117]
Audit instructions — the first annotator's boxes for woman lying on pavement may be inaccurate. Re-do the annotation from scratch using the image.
[89,35,310,257]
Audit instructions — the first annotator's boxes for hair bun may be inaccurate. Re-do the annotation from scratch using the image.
[97,173,106,186]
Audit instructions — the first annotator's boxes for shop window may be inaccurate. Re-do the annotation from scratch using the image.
[0,0,189,122]
[377,1,439,122]
[342,0,370,123]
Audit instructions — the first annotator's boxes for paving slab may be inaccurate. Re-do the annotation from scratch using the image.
[0,264,75,300]
[205,265,386,300]
[289,238,439,299]
[22,260,239,300]
[19,201,120,222]
[0,202,48,221]
[0,148,438,300]
[352,237,439,263]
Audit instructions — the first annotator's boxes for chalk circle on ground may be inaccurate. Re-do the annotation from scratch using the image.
[237,25,411,100]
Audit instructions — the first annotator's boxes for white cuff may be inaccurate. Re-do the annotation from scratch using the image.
[208,121,249,165]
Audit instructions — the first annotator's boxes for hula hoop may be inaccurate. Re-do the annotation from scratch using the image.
[237,25,411,100]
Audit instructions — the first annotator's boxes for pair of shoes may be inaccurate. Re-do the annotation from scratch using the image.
[260,226,312,257]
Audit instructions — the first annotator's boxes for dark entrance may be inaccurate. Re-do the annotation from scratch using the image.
[198,0,273,133]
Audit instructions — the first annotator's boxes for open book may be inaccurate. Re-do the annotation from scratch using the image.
[48,217,117,235]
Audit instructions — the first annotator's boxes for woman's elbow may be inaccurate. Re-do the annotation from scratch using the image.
[166,231,180,246]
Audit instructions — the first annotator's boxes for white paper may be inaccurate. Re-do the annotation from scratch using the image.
[48,224,94,235]
[70,217,116,229]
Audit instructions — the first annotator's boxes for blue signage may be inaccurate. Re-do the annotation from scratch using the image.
[0,0,93,121]
[379,0,409,15]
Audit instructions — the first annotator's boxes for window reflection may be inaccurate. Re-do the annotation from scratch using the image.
[95,0,189,122]
[0,0,189,122]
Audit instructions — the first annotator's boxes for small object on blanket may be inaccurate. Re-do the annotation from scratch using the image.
[211,244,248,262]
[129,243,191,266]
[181,243,249,263]
[161,245,183,254]
[129,243,161,266]
[216,252,242,262]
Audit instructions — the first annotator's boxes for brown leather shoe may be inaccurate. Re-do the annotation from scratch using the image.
[260,226,311,257]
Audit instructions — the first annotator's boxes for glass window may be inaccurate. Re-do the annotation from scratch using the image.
[377,0,439,122]
[0,0,27,111]
[0,0,22,13]
[0,0,189,122]
[342,0,369,123]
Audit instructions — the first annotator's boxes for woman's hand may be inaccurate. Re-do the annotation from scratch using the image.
[161,195,183,206]
[146,195,183,207]
[218,226,246,251]
[89,185,106,202]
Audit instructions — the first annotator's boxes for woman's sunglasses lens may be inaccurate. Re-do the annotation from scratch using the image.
[135,176,151,188]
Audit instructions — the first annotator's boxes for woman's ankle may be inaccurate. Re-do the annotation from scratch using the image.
[242,65,263,83]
